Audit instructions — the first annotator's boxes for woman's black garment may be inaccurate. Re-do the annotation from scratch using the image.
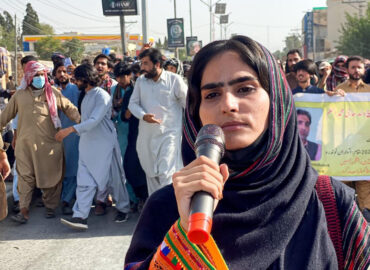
[121,87,148,200]
[125,37,355,269]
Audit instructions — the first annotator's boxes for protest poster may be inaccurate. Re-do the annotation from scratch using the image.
[294,93,370,181]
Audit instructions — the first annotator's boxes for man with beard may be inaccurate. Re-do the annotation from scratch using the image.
[54,62,80,215]
[93,54,117,94]
[57,64,130,229]
[0,61,80,224]
[128,48,187,195]
[336,56,370,93]
[285,49,302,90]
[336,55,370,222]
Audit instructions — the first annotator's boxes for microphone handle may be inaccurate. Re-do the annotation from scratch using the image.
[187,144,222,244]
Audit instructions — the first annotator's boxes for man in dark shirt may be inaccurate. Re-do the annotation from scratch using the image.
[292,60,325,95]
[297,109,321,161]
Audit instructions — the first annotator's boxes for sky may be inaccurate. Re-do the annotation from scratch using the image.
[2,0,327,52]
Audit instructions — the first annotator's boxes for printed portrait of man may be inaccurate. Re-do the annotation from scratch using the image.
[297,109,322,161]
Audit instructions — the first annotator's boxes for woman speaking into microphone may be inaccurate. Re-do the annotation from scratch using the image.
[125,36,369,270]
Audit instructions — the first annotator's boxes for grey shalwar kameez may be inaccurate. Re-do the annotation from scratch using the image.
[72,86,129,219]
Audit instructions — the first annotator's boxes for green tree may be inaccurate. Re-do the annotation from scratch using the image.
[39,23,55,35]
[22,3,41,35]
[283,34,302,54]
[34,36,63,60]
[0,11,16,50]
[336,4,370,58]
[155,38,163,49]
[62,38,85,62]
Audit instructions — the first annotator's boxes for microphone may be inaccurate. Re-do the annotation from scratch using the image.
[187,124,225,244]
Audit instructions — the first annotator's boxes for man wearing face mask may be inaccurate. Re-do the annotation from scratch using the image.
[0,61,80,224]
[128,48,187,195]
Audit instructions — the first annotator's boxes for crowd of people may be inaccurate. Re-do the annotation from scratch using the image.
[0,35,368,268]
[0,47,192,230]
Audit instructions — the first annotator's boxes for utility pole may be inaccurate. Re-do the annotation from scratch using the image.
[200,0,222,43]
[14,14,17,87]
[141,0,148,44]
[189,0,193,36]
[120,15,126,55]
[174,0,178,58]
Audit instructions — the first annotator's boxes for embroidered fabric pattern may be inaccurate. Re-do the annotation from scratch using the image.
[342,202,370,270]
[149,220,228,270]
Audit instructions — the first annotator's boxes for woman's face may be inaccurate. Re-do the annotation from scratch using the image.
[199,51,270,150]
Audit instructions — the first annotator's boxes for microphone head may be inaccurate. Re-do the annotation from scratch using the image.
[195,124,225,158]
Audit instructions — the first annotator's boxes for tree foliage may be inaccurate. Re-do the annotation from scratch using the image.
[39,23,55,35]
[273,34,302,61]
[62,38,85,62]
[22,3,40,35]
[34,36,62,60]
[0,11,16,51]
[336,4,370,58]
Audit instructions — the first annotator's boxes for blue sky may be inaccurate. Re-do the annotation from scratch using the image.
[3,0,327,52]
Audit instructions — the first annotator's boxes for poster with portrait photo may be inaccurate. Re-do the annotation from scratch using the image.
[167,18,185,48]
[296,107,323,161]
[186,36,197,56]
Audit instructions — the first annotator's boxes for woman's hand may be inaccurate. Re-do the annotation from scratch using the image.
[172,156,229,231]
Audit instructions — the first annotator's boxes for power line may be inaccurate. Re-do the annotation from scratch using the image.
[34,0,117,24]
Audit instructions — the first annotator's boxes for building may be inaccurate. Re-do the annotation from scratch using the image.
[302,0,369,61]
[22,33,155,56]
[302,7,329,61]
[327,0,370,50]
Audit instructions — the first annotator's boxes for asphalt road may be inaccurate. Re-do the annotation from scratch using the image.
[0,196,139,270]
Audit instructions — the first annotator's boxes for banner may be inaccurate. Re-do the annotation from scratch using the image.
[167,18,185,48]
[102,0,138,16]
[294,93,370,181]
[186,36,198,56]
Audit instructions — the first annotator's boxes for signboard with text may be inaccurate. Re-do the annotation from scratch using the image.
[102,0,138,16]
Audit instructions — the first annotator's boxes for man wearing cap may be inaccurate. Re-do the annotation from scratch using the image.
[317,61,331,91]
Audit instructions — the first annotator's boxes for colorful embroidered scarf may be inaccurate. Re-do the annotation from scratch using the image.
[100,74,114,94]
[24,61,61,129]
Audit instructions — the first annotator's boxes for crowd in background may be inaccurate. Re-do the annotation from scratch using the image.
[0,44,369,227]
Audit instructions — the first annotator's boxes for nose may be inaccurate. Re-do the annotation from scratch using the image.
[221,91,238,114]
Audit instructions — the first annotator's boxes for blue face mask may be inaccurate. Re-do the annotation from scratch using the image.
[32,75,45,89]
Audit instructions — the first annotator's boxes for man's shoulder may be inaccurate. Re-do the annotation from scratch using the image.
[335,80,349,90]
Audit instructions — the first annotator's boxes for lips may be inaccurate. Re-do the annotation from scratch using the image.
[221,121,248,131]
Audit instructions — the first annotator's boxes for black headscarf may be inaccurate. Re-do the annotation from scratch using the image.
[181,36,337,269]
[126,36,338,269]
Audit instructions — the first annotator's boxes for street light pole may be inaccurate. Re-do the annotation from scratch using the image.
[189,0,193,36]
[14,14,17,87]
[120,15,126,55]
[141,0,148,44]
[174,0,178,58]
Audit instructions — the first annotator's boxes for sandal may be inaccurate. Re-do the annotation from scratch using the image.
[11,213,28,224]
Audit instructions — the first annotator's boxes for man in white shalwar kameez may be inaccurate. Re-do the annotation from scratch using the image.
[128,48,187,195]
[57,64,130,230]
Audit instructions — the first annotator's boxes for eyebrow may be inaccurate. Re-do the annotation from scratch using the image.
[201,76,258,90]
